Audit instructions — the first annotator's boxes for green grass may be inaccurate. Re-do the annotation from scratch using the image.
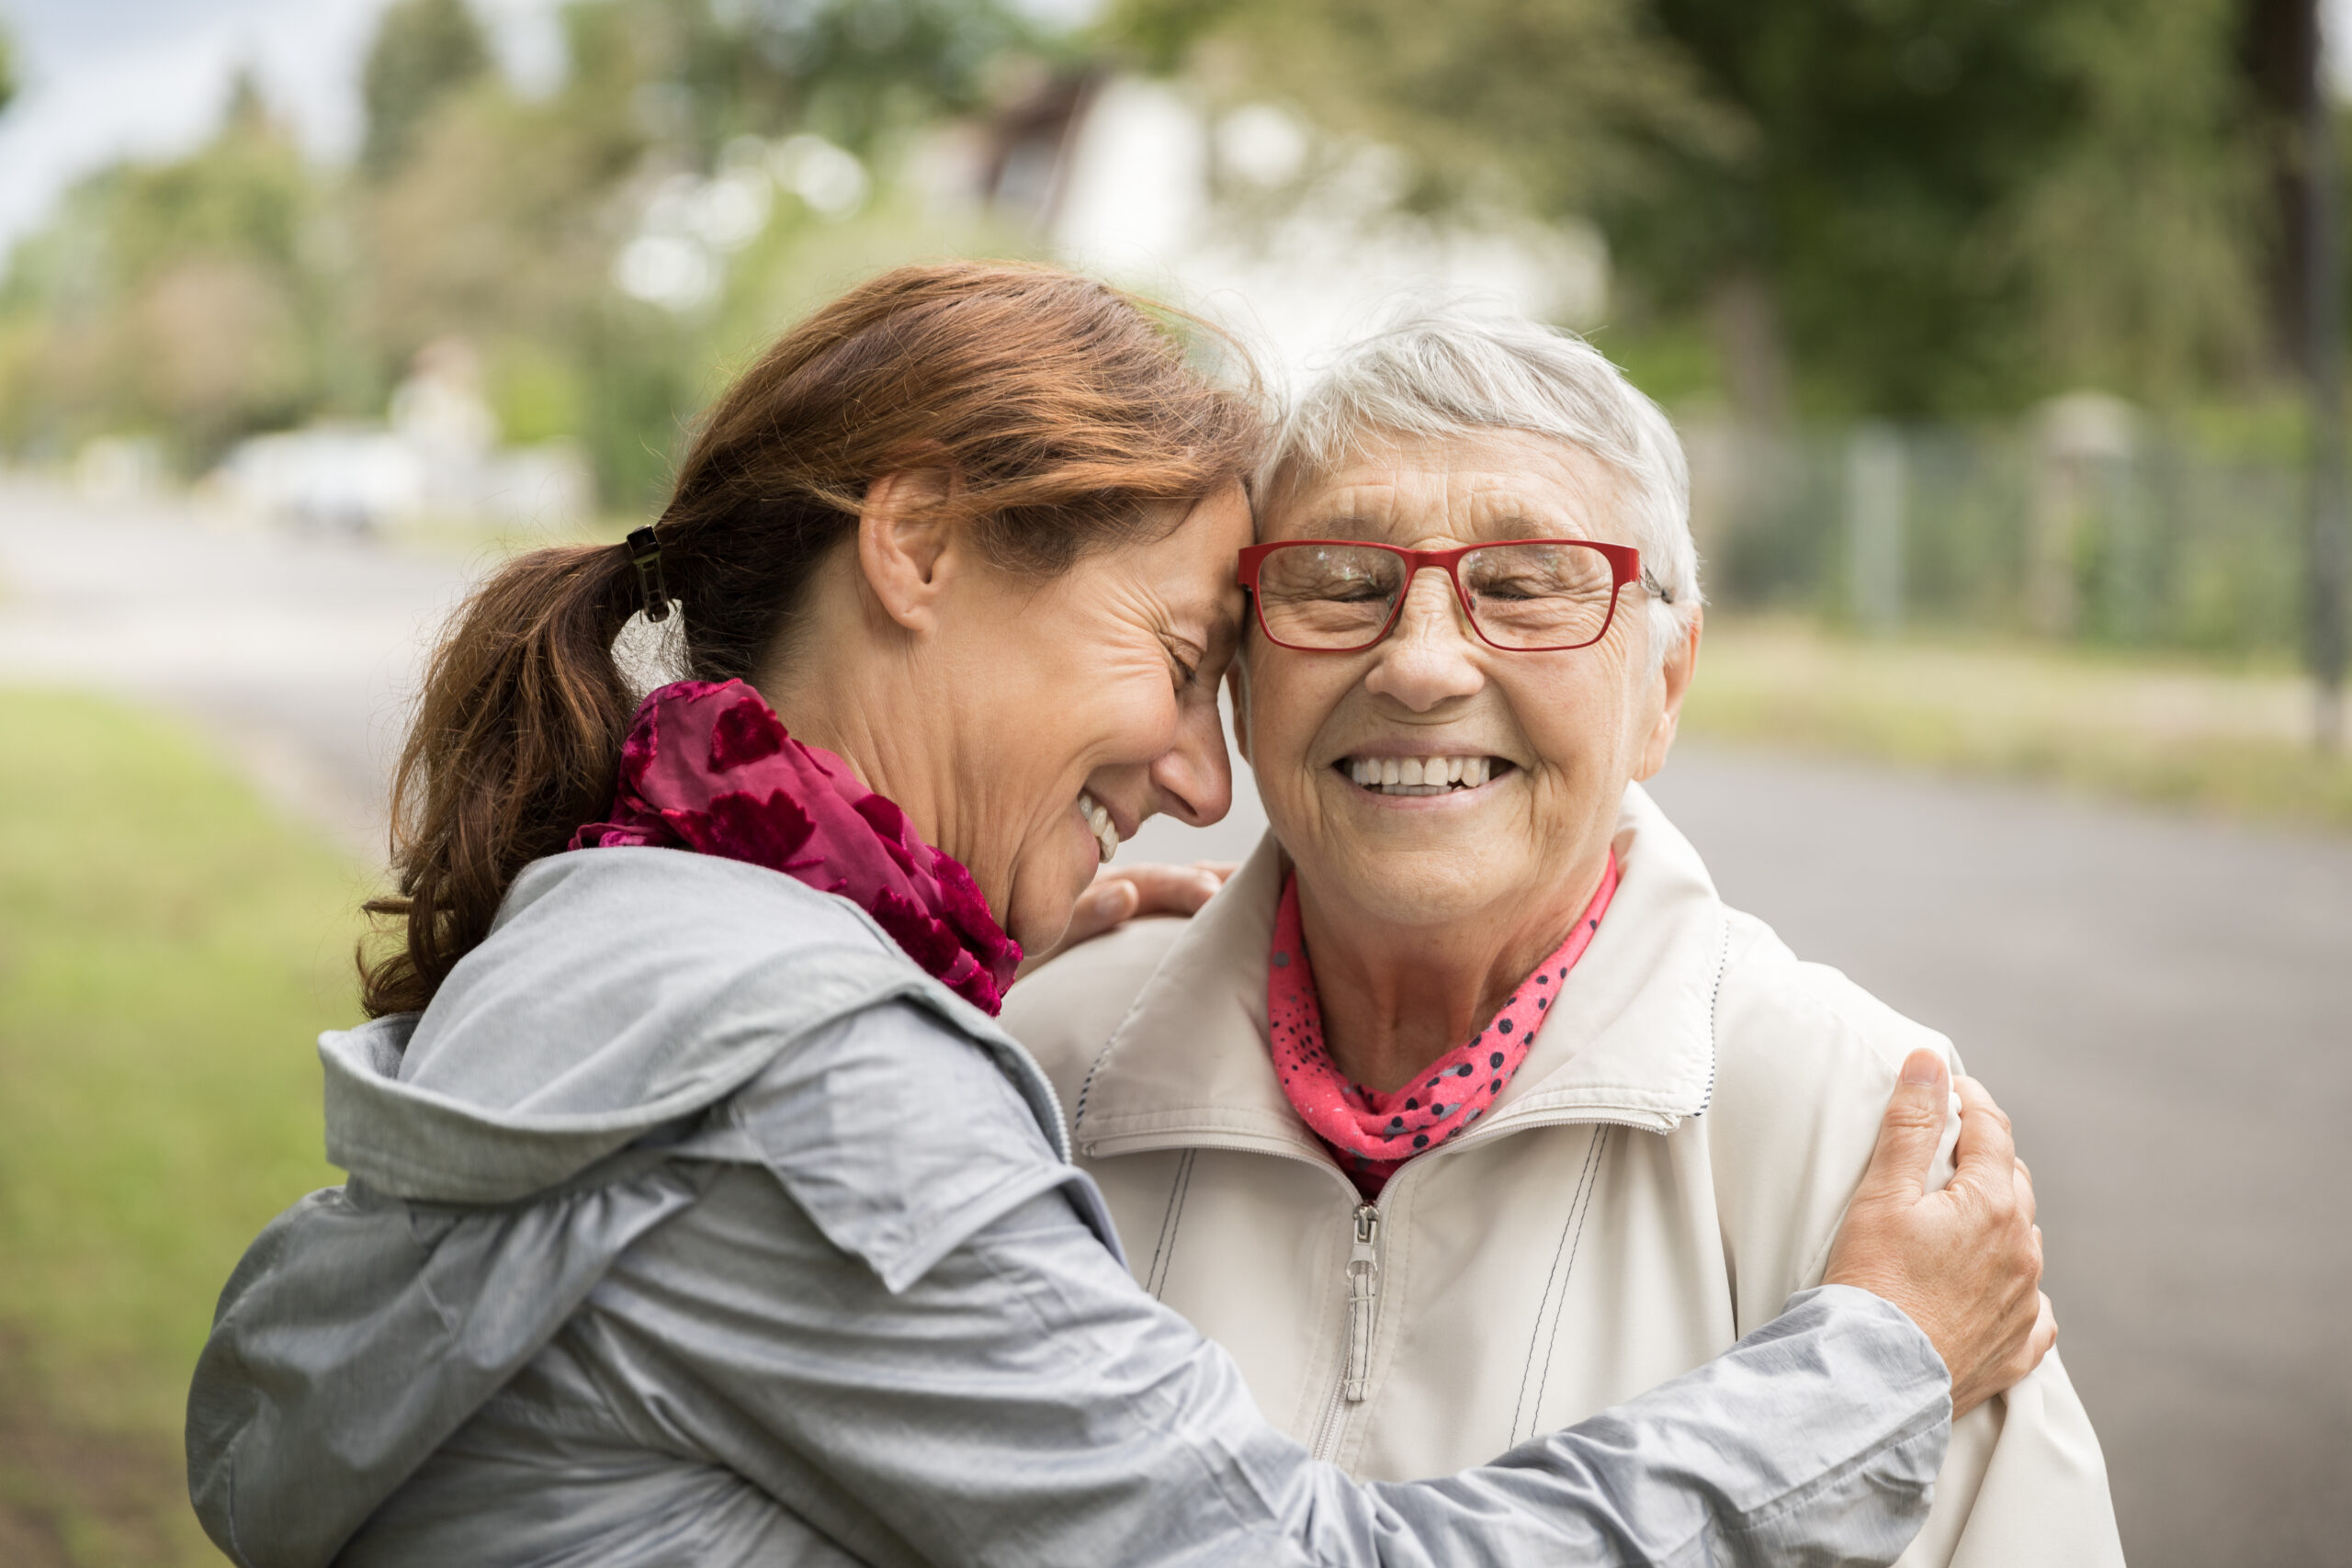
[0,690,364,1566]
[1684,617,2352,829]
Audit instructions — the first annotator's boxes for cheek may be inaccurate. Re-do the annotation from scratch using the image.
[1513,662,1637,769]
[1101,670,1184,763]
[1242,661,1347,783]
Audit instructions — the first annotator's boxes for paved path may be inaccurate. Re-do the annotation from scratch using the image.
[0,478,482,863]
[1647,748,2352,1568]
[5,479,2346,1567]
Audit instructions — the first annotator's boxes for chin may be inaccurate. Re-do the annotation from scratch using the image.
[1006,847,1095,954]
[1333,845,1520,928]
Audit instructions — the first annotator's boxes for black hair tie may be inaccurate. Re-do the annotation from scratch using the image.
[628,526,673,623]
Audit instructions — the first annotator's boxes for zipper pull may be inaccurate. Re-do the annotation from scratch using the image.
[1343,1203,1380,1402]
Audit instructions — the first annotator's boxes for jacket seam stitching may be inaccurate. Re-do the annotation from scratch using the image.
[1071,1035,1116,1130]
[1510,1123,1609,1442]
[1695,911,1728,1119]
[1529,1125,1611,1435]
[1145,1149,1195,1298]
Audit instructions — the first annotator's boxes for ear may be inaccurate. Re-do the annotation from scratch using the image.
[856,468,960,634]
[1632,608,1702,783]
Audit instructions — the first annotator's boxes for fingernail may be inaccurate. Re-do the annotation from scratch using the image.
[1900,1051,1943,1086]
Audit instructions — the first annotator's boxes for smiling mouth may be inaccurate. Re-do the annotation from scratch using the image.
[1337,755,1515,796]
[1075,788,1119,863]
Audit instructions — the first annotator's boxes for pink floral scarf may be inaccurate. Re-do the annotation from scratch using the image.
[1267,854,1619,1196]
[571,680,1023,1014]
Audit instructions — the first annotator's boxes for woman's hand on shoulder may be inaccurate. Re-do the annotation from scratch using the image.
[1822,1051,2056,1418]
[1015,863,1238,978]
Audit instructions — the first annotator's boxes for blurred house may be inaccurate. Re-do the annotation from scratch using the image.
[926,72,1610,385]
[214,338,592,534]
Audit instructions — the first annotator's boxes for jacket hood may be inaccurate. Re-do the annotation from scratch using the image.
[192,847,1060,1568]
[322,848,1058,1205]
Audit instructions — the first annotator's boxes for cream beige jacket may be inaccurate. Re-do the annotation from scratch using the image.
[1003,784,2122,1568]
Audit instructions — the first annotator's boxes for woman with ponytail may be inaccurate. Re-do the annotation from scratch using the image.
[187,263,2048,1568]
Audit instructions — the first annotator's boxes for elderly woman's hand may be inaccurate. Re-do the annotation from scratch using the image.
[1014,863,1238,978]
[1823,1051,2056,1418]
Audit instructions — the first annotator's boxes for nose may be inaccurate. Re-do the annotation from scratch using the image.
[1148,687,1235,828]
[1363,567,1486,711]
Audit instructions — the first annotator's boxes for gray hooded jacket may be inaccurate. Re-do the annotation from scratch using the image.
[187,847,1953,1568]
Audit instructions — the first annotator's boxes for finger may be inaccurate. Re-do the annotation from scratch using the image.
[1851,1049,1951,1207]
[1950,1074,2018,1200]
[1070,876,1140,941]
[1188,861,1241,885]
[1106,863,1224,916]
[2032,1292,2057,1359]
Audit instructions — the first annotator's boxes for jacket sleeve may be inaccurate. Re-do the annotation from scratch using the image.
[553,1004,1954,1568]
[1894,1352,2120,1568]
[1706,938,2125,1568]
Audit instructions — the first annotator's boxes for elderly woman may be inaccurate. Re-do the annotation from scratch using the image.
[1006,305,2122,1567]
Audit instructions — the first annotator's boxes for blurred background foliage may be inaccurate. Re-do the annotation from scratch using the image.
[0,0,1057,502]
[1119,0,2285,419]
[0,0,2345,660]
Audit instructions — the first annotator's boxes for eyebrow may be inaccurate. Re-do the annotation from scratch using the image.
[1301,510,1591,543]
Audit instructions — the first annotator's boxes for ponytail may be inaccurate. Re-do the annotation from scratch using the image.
[360,260,1262,1018]
[358,543,640,1016]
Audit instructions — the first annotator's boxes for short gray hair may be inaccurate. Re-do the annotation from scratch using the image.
[1264,299,1702,655]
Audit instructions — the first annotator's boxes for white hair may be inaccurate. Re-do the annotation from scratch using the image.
[1264,299,1702,658]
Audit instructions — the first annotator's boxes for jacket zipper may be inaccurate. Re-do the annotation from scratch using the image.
[1342,1203,1381,1399]
[1312,1201,1382,1457]
[1081,1112,1671,1462]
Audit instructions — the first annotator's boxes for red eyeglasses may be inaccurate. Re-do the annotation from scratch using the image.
[1237,538,1646,653]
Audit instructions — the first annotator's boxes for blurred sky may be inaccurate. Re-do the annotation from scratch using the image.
[0,0,582,254]
[0,0,1105,259]
[0,0,2344,265]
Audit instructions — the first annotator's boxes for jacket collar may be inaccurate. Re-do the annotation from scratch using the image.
[1070,783,1724,1164]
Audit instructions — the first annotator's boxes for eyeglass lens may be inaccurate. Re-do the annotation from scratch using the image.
[1254,542,1621,650]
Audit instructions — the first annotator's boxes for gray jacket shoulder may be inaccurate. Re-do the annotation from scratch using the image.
[191,848,1100,1568]
[322,849,1074,1206]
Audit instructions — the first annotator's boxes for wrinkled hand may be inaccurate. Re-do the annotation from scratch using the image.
[1017,862,1239,978]
[1824,1050,2055,1418]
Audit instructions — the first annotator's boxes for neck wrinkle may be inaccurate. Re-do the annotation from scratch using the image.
[1299,851,1614,1095]
[764,660,956,881]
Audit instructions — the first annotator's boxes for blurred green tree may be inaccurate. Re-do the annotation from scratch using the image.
[0,0,1069,502]
[0,74,344,465]
[360,0,495,178]
[1111,0,2267,419]
[352,0,1055,506]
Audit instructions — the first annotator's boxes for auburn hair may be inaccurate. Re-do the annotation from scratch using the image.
[360,261,1262,1017]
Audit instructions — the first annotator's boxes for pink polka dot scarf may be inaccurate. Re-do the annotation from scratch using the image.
[571,679,1023,1014]
[1267,854,1619,1196]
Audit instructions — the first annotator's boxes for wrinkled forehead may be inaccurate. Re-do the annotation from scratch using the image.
[1253,426,1628,548]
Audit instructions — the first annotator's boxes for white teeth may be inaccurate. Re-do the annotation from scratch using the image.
[1342,755,1500,795]
[1077,789,1117,864]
